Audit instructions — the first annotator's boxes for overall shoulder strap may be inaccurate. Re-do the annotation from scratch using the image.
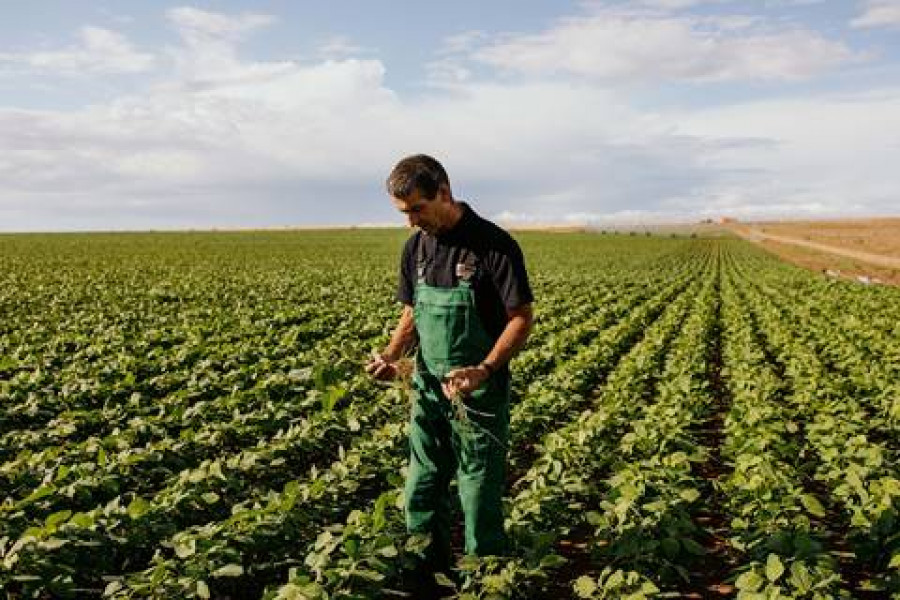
[415,233,431,282]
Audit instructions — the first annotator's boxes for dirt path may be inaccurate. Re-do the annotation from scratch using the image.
[732,227,900,269]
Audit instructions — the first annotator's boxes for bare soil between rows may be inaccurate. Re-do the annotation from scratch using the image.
[727,220,900,286]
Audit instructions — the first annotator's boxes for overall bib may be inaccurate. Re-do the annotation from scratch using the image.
[404,245,510,571]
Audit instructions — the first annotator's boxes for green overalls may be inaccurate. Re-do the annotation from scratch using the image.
[404,244,510,571]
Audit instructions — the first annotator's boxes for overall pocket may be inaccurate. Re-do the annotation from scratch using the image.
[415,300,471,363]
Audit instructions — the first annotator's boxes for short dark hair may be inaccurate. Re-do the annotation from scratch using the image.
[386,154,450,201]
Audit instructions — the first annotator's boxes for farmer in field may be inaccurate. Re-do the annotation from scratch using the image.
[365,154,534,583]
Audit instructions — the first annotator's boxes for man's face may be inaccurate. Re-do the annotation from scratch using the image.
[392,189,444,235]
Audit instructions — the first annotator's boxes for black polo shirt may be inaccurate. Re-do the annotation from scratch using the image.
[396,202,533,341]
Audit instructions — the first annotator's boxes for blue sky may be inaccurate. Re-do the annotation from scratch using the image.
[1,1,899,231]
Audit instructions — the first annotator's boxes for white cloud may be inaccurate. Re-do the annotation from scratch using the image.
[166,7,275,42]
[161,7,292,89]
[633,0,719,9]
[852,0,900,29]
[0,64,709,229]
[425,31,487,87]
[471,11,859,82]
[669,89,900,217]
[316,35,368,60]
[0,26,155,76]
[579,0,723,14]
[763,0,826,6]
[0,6,897,231]
[0,7,407,231]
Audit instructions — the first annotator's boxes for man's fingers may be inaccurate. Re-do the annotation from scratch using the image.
[443,367,483,398]
[373,362,396,380]
[365,355,398,381]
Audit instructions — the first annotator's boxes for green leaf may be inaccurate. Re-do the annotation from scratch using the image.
[174,537,196,559]
[42,537,67,550]
[456,555,481,570]
[196,580,210,599]
[679,488,701,503]
[55,465,71,482]
[208,461,226,480]
[789,561,812,591]
[765,554,784,582]
[585,511,604,526]
[606,570,625,588]
[735,570,763,592]
[103,581,123,596]
[69,512,95,529]
[372,492,389,532]
[212,563,244,577]
[127,497,151,520]
[641,581,660,594]
[44,510,72,529]
[573,575,597,598]
[889,553,900,569]
[344,538,360,559]
[354,569,385,582]
[801,494,826,517]
[540,554,568,568]
[202,492,220,505]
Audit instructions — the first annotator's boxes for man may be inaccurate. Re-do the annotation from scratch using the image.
[365,154,534,580]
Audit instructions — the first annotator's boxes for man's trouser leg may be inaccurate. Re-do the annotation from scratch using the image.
[405,389,455,572]
[452,398,510,557]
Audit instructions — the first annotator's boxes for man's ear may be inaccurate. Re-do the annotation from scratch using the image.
[437,183,452,203]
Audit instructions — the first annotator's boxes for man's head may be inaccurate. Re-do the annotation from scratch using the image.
[386,154,458,235]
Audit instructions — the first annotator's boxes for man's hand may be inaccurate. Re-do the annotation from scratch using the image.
[365,305,416,382]
[441,365,490,400]
[365,351,399,381]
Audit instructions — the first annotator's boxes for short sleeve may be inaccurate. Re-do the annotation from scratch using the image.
[488,239,533,309]
[396,234,417,305]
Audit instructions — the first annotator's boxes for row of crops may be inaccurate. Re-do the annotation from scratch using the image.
[1,230,898,598]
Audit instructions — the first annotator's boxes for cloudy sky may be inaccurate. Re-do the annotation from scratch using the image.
[2,1,899,231]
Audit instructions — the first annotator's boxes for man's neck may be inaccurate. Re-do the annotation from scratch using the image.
[442,201,464,233]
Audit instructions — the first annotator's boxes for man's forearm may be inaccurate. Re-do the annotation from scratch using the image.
[482,306,533,371]
[383,305,417,361]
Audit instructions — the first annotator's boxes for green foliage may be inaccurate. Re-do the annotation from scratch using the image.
[0,231,898,597]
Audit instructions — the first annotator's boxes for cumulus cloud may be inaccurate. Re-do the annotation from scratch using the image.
[851,0,900,29]
[0,5,897,231]
[470,11,859,83]
[161,7,295,89]
[0,60,713,229]
[0,8,406,229]
[668,89,900,218]
[631,0,721,10]
[315,35,370,60]
[0,26,155,76]
[166,7,275,42]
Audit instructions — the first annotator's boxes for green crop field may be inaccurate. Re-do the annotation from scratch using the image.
[1,231,898,599]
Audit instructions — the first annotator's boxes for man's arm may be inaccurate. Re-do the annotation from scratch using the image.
[365,304,416,380]
[442,303,533,398]
[481,303,533,372]
[383,305,416,361]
